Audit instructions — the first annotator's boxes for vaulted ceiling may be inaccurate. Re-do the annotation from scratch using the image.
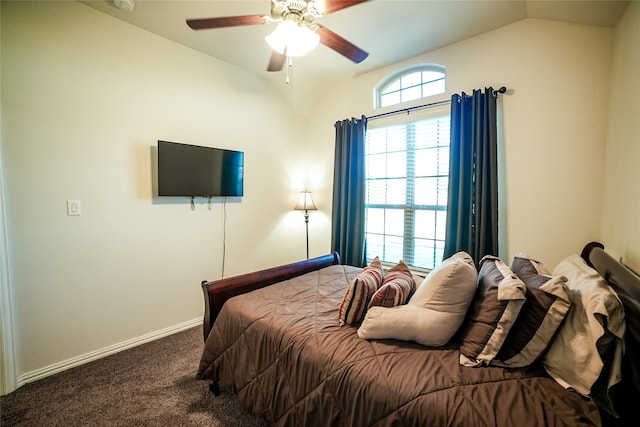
[82,0,629,110]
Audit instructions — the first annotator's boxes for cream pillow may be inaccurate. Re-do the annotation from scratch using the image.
[542,254,625,415]
[358,252,477,346]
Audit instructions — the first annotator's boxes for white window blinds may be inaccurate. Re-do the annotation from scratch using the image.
[365,114,450,270]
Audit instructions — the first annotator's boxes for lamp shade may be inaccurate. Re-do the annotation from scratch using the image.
[295,190,317,211]
[265,21,320,57]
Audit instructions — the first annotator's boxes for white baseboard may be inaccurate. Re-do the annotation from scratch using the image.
[16,317,201,388]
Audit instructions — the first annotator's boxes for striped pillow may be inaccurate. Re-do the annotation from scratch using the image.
[369,261,415,308]
[459,256,527,367]
[490,255,571,368]
[338,257,384,326]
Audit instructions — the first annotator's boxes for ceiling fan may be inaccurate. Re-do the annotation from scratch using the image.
[186,0,370,72]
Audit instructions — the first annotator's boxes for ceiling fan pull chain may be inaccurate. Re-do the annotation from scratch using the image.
[286,56,293,84]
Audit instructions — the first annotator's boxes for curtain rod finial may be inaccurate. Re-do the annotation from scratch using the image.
[492,86,508,97]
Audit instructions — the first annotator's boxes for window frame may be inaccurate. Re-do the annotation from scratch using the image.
[374,64,446,110]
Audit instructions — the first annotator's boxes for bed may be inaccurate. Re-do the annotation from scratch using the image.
[196,243,639,426]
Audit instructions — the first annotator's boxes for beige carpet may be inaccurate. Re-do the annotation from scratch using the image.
[0,326,267,426]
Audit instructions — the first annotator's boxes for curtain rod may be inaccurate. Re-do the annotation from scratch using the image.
[366,100,450,121]
[366,86,507,121]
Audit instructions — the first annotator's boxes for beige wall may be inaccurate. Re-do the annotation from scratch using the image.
[602,2,640,272]
[1,1,310,385]
[308,18,616,269]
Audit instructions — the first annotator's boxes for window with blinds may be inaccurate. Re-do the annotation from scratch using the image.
[365,115,450,270]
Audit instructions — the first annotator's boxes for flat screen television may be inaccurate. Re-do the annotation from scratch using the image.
[157,140,244,197]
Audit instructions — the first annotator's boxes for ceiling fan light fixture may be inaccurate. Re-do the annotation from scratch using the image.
[265,20,319,57]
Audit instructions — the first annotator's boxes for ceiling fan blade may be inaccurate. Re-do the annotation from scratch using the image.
[186,15,266,30]
[267,50,287,72]
[320,0,371,15]
[316,25,368,64]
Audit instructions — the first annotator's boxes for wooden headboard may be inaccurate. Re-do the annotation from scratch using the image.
[200,252,340,341]
[582,242,640,426]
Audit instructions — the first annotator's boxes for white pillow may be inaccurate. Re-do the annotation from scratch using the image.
[358,252,477,346]
[542,254,625,408]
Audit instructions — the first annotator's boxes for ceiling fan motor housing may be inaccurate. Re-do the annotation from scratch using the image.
[271,0,323,25]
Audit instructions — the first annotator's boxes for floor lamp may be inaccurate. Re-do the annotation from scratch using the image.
[294,190,317,259]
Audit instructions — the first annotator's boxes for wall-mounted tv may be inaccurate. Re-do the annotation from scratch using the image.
[157,140,244,197]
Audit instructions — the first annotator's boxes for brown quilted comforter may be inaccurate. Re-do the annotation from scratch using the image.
[197,265,601,426]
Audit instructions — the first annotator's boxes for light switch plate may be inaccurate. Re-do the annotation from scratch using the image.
[67,200,82,216]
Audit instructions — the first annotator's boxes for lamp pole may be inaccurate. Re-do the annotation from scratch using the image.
[304,209,310,259]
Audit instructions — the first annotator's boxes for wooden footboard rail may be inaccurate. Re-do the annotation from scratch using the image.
[583,242,640,426]
[201,252,341,341]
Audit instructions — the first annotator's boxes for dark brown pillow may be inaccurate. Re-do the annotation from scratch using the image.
[459,256,527,367]
[490,255,571,367]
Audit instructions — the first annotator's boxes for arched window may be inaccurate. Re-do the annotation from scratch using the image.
[375,65,446,109]
[365,64,449,270]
